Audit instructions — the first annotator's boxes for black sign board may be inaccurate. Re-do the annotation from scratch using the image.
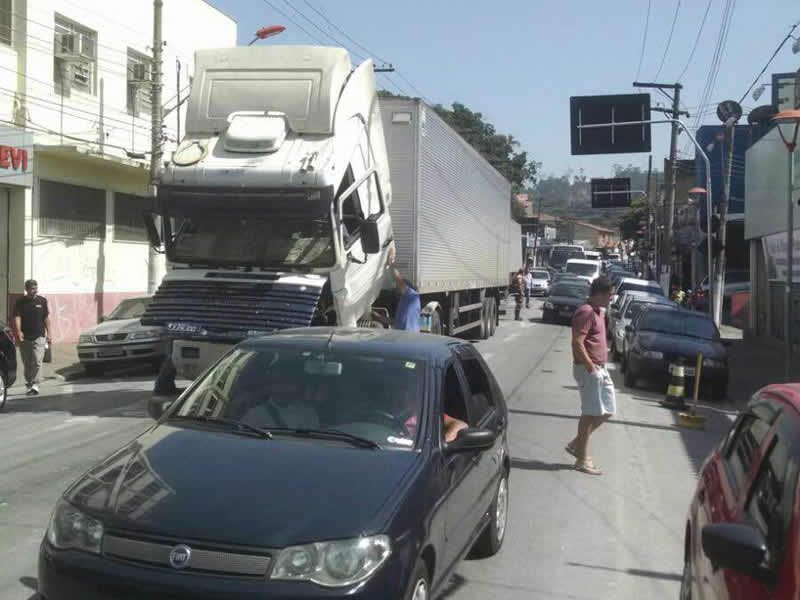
[570,94,651,155]
[591,178,631,208]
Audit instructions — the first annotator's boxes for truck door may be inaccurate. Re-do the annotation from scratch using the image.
[330,126,392,326]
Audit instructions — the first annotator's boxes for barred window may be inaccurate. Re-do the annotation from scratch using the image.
[126,49,152,116]
[114,192,150,242]
[39,179,105,239]
[54,16,97,95]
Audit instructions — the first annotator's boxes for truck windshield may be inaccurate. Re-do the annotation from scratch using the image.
[162,188,335,268]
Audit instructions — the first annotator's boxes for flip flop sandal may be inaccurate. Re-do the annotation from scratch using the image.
[575,461,603,476]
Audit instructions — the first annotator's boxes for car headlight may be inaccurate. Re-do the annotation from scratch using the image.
[78,334,93,343]
[271,535,391,587]
[128,330,161,340]
[46,498,104,554]
[703,358,725,368]
[642,350,664,359]
[544,301,554,309]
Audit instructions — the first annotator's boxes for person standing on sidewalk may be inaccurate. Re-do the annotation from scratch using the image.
[13,279,52,395]
[523,269,533,308]
[565,276,616,475]
[512,269,525,321]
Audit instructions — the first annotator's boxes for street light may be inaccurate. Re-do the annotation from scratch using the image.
[249,25,286,45]
[772,109,800,381]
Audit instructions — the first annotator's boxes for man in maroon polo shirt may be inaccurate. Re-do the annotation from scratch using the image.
[565,276,616,475]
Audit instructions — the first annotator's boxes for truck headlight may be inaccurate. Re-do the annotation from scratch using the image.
[78,334,93,343]
[271,535,391,587]
[46,498,104,554]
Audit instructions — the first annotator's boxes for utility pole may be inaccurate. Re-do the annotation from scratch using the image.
[148,0,164,295]
[713,122,735,326]
[633,82,688,288]
[645,155,652,272]
[532,196,543,267]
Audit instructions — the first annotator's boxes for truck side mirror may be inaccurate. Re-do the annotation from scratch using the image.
[361,215,381,254]
[142,211,163,251]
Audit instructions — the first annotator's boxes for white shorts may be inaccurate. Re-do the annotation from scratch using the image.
[573,364,616,416]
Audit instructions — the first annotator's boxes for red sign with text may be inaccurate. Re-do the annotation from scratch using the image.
[0,145,28,171]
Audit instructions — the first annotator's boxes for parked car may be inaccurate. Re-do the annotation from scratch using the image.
[38,328,510,600]
[529,269,551,296]
[608,294,674,360]
[621,305,729,400]
[681,384,800,599]
[564,258,601,283]
[77,296,167,376]
[612,277,664,306]
[542,280,590,323]
[0,320,17,412]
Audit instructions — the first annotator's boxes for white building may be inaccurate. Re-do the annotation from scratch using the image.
[0,0,236,342]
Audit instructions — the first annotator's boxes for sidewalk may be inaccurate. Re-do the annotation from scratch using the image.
[10,342,84,388]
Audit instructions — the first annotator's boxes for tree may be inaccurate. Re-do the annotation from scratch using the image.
[618,197,650,241]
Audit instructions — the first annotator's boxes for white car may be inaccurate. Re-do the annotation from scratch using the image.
[77,296,168,376]
[564,258,601,283]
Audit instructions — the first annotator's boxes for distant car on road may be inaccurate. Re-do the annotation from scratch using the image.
[621,305,729,400]
[39,328,510,600]
[0,320,17,411]
[564,258,601,283]
[691,269,750,313]
[529,269,551,296]
[682,384,800,599]
[542,280,590,323]
[77,296,167,376]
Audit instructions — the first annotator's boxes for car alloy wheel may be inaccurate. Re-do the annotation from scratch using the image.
[0,371,6,412]
[411,578,428,600]
[495,475,509,544]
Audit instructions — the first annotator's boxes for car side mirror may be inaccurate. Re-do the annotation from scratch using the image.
[702,523,771,582]
[360,215,381,254]
[148,397,173,420]
[142,211,163,251]
[444,428,496,455]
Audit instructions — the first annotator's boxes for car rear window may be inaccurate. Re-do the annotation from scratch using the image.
[551,283,589,298]
[566,263,598,276]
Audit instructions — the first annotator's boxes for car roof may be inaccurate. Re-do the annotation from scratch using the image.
[566,259,600,265]
[240,327,462,363]
[618,277,659,286]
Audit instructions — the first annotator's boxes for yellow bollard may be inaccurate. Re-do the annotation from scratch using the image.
[678,352,707,429]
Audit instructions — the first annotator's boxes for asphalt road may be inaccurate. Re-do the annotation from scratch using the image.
[0,299,738,600]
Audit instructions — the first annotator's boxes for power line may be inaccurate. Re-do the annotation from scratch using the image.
[738,20,800,104]
[259,0,329,46]
[677,0,713,82]
[280,0,366,61]
[654,0,681,81]
[635,0,653,82]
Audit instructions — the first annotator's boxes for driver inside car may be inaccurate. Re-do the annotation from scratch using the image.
[237,379,320,430]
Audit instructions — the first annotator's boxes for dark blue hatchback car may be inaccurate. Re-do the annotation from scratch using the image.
[38,328,510,599]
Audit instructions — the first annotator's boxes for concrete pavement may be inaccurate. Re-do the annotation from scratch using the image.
[0,299,737,599]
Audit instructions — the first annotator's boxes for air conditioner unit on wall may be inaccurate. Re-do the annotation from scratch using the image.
[78,33,94,59]
[55,33,77,58]
[132,62,148,82]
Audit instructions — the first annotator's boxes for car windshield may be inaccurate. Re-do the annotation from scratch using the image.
[551,283,588,298]
[566,263,597,276]
[172,347,424,450]
[107,297,150,320]
[625,301,662,320]
[162,188,335,268]
[532,270,549,280]
[639,311,718,340]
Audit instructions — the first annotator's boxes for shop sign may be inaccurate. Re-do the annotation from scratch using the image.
[0,125,33,187]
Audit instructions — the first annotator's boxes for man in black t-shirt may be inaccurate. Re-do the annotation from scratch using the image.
[13,279,51,394]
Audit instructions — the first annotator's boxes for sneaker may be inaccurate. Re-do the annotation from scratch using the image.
[30,384,40,395]
[26,387,36,395]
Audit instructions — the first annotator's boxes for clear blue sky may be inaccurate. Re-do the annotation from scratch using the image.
[206,0,799,179]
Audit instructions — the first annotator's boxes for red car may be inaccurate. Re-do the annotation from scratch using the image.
[681,384,800,599]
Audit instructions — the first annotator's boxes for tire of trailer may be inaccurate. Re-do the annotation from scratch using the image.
[478,299,490,340]
[488,296,497,337]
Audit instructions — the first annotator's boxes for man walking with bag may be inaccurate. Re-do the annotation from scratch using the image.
[14,279,52,395]
[565,276,616,475]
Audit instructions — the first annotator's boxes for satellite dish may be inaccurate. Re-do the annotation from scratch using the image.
[747,104,779,125]
[717,100,743,123]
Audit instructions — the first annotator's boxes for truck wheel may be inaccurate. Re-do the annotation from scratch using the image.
[478,300,490,340]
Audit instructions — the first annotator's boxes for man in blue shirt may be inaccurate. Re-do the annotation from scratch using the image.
[386,247,421,331]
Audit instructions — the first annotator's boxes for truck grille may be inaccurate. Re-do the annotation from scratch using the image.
[141,278,322,341]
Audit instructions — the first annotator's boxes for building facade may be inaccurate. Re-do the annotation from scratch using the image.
[0,0,236,342]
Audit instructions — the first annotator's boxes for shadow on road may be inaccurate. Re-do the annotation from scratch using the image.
[437,573,468,599]
[511,457,574,471]
[4,389,151,419]
[566,561,682,581]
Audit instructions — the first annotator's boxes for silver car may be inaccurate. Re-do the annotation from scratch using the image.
[77,297,167,376]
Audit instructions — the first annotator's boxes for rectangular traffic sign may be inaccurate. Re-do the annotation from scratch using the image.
[570,94,651,155]
[590,177,631,208]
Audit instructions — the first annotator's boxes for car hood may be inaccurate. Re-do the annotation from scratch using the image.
[80,318,153,336]
[64,425,420,547]
[548,295,585,307]
[637,331,726,361]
